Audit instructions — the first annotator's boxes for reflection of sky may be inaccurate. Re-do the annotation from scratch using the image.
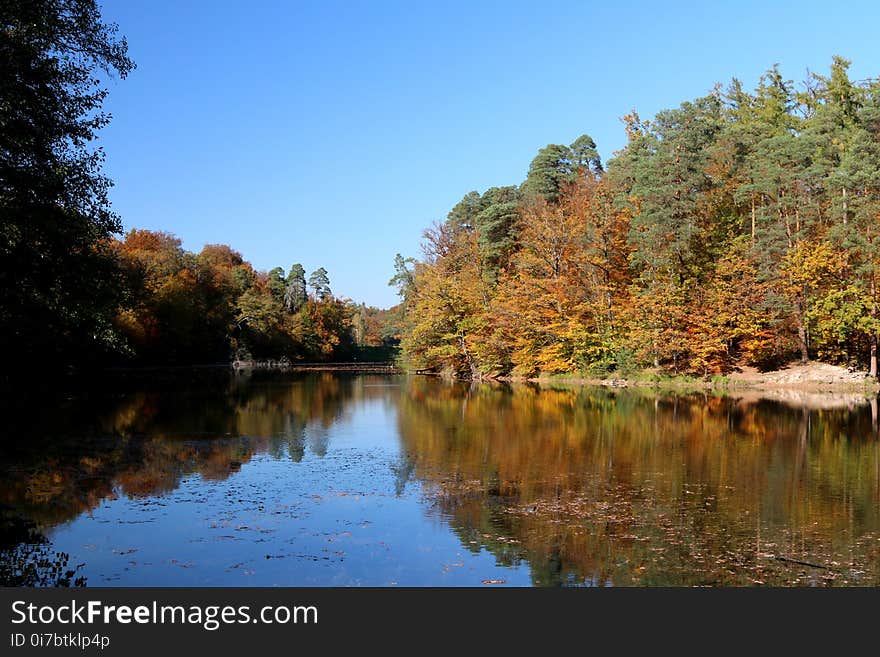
[46,396,532,586]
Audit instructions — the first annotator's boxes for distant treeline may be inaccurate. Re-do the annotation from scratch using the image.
[392,57,880,380]
[110,229,402,365]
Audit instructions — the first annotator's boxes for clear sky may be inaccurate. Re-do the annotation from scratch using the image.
[99,0,880,308]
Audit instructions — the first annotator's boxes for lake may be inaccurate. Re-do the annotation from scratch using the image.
[2,371,879,586]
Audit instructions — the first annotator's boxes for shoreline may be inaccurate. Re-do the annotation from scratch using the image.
[485,362,880,410]
[99,361,879,395]
[512,375,880,394]
[486,361,878,393]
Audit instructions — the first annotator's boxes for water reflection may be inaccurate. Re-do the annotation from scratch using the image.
[1,372,878,586]
[1,371,357,525]
[398,380,880,585]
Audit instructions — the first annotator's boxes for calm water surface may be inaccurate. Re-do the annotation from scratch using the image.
[2,372,879,586]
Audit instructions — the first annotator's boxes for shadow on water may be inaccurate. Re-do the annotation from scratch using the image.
[2,371,879,586]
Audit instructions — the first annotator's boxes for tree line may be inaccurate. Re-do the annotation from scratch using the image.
[111,229,398,365]
[392,57,880,379]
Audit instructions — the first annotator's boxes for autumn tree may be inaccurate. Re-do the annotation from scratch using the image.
[401,221,494,377]
[496,180,626,375]
[112,230,202,363]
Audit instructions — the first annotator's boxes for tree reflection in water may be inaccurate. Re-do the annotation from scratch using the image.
[1,372,878,586]
[396,379,880,585]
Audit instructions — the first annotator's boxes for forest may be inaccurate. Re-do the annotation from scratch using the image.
[392,57,880,380]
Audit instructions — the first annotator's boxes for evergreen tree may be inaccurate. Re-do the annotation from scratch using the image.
[284,263,307,312]
[308,267,332,300]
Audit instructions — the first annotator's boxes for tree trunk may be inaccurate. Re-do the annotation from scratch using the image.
[471,227,490,310]
[459,334,479,381]
[797,321,809,364]
[750,198,756,243]
[870,333,877,378]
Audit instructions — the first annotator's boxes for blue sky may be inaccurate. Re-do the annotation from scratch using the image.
[99,0,880,308]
